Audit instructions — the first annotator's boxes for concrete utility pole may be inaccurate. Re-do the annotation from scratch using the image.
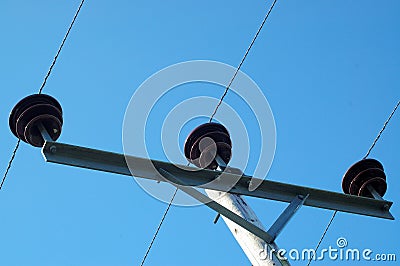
[8,94,394,265]
[204,156,289,266]
[206,190,289,266]
[40,140,393,265]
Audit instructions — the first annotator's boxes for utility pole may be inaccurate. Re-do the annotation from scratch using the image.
[8,94,394,265]
[206,190,290,265]
[204,155,290,265]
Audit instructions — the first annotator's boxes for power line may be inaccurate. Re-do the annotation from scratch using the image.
[363,100,400,159]
[307,100,400,266]
[1,0,86,190]
[140,2,280,264]
[306,211,337,266]
[139,187,178,266]
[209,0,278,122]
[0,140,20,190]
[139,159,189,265]
[39,0,86,94]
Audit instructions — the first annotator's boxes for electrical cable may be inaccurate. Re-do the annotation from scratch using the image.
[140,2,279,264]
[38,0,86,95]
[139,188,178,266]
[209,0,278,122]
[307,100,400,266]
[306,211,337,266]
[0,0,86,190]
[363,100,400,159]
[0,140,20,190]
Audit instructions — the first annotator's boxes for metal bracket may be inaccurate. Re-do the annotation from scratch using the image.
[160,167,309,243]
[367,185,384,201]
[267,194,309,241]
[158,168,276,243]
[41,141,394,220]
[38,122,53,142]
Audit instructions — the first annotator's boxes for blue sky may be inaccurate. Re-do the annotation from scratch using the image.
[0,1,399,265]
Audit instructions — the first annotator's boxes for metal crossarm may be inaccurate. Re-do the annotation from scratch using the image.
[42,141,394,220]
[159,168,311,244]
[158,168,275,243]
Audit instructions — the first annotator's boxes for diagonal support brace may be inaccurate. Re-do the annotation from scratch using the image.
[267,194,309,242]
[158,168,275,244]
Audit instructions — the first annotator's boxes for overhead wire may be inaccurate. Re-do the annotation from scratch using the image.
[209,0,278,122]
[306,211,337,266]
[139,1,279,264]
[0,0,86,190]
[363,100,400,159]
[0,140,20,190]
[139,188,178,266]
[38,0,86,95]
[307,100,400,266]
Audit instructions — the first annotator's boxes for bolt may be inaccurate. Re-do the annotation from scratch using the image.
[49,146,57,153]
[298,195,304,200]
[383,204,390,211]
[246,179,252,191]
